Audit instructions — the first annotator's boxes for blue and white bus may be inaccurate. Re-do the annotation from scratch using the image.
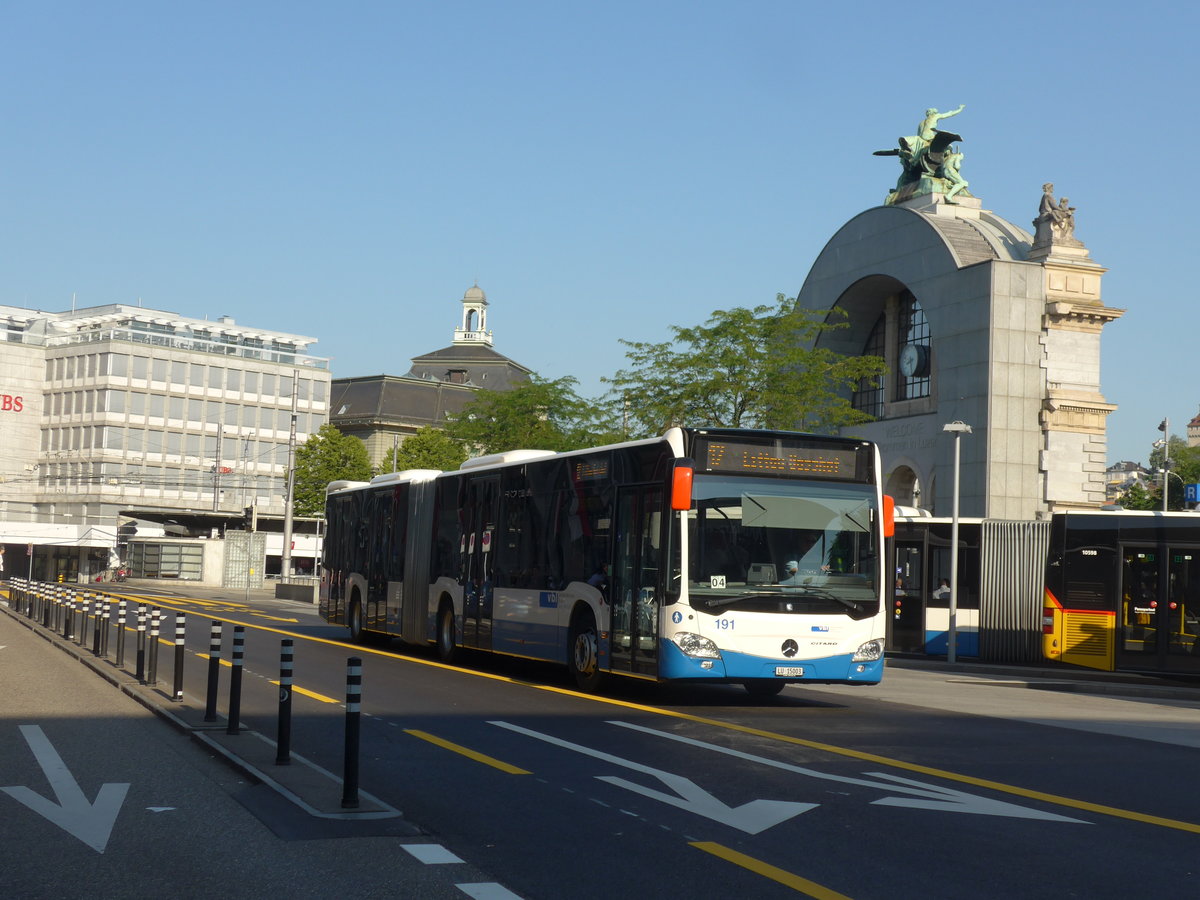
[320,427,893,694]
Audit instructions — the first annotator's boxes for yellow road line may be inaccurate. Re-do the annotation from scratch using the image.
[197,653,232,668]
[267,680,340,703]
[405,728,531,775]
[691,842,853,899]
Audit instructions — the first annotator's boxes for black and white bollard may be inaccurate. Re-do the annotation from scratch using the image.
[341,657,362,809]
[115,600,128,667]
[203,621,223,723]
[135,604,147,682]
[92,595,104,656]
[64,590,76,642]
[275,639,294,766]
[172,613,186,701]
[99,599,111,658]
[79,592,92,647]
[146,609,161,686]
[226,626,245,735]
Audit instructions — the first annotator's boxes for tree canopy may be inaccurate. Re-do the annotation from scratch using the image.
[387,426,467,473]
[603,294,887,437]
[293,423,372,516]
[1120,434,1200,510]
[443,375,620,456]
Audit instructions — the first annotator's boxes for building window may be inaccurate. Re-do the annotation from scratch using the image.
[896,291,931,401]
[853,314,886,418]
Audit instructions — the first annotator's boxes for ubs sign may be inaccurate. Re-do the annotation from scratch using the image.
[1,394,24,412]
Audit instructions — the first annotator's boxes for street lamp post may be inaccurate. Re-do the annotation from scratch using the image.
[1155,417,1171,512]
[942,420,972,663]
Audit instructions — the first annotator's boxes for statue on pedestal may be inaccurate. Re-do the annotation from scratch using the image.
[1033,183,1083,249]
[874,104,971,205]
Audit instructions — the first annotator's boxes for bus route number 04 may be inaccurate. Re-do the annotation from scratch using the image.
[710,575,726,589]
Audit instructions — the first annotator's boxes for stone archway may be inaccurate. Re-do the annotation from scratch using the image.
[885,465,922,507]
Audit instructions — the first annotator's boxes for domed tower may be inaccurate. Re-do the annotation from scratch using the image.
[453,283,493,347]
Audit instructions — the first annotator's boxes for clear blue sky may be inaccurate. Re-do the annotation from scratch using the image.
[2,1,1195,466]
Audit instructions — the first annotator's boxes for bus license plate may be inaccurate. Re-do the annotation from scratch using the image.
[774,666,804,677]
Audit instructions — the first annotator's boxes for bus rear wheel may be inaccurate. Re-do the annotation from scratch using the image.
[347,597,366,644]
[436,603,457,663]
[569,612,602,692]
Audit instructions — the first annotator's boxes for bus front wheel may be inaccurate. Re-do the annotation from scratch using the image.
[437,603,457,663]
[569,612,602,692]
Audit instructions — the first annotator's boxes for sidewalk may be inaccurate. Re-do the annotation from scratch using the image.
[885,655,1200,704]
[0,591,405,822]
[0,595,510,899]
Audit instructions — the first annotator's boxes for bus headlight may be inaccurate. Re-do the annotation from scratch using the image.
[852,639,884,662]
[672,632,722,659]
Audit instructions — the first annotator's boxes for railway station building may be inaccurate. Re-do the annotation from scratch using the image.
[797,157,1122,520]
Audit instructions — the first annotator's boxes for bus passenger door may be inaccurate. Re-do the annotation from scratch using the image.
[1121,545,1200,675]
[463,476,499,650]
[1117,545,1160,670]
[609,486,664,677]
[890,541,926,653]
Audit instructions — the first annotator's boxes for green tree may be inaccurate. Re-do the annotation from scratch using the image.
[604,294,888,437]
[1118,434,1200,510]
[444,375,618,455]
[1116,480,1157,510]
[293,424,372,516]
[386,426,467,473]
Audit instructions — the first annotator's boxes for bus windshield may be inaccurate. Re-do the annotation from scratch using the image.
[684,475,880,619]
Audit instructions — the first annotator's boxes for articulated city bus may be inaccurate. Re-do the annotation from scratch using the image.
[321,427,893,694]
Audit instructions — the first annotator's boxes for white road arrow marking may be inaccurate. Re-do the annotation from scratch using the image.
[859,772,1085,821]
[2,725,130,852]
[609,720,1087,824]
[489,721,816,834]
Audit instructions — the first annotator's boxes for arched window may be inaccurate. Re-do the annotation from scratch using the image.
[853,313,886,418]
[896,291,930,400]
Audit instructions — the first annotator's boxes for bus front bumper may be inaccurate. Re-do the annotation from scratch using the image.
[658,639,883,684]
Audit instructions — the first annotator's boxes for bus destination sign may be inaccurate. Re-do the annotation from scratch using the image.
[700,439,860,479]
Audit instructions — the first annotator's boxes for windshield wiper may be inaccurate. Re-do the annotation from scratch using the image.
[702,593,775,609]
[782,585,863,612]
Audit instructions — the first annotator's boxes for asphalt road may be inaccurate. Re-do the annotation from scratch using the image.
[4,582,1199,899]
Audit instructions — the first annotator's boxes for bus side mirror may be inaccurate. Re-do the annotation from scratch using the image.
[882,494,895,538]
[671,461,694,511]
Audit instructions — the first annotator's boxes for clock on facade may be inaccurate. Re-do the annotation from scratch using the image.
[899,343,930,378]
